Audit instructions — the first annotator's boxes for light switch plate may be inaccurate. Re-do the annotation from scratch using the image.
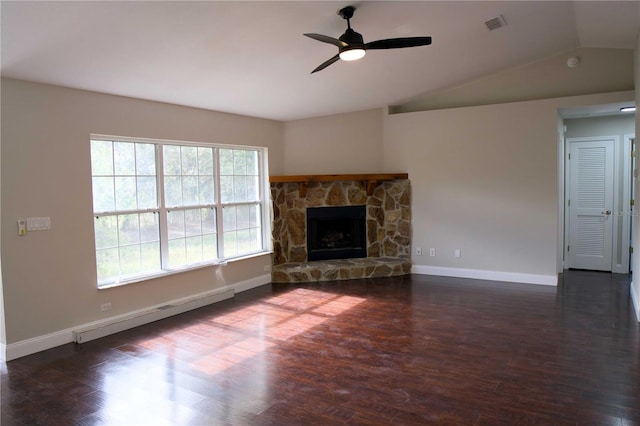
[17,219,26,236]
[27,217,51,231]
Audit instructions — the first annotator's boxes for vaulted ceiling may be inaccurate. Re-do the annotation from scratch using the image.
[1,1,638,121]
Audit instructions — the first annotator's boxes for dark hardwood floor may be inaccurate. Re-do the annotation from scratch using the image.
[2,271,639,425]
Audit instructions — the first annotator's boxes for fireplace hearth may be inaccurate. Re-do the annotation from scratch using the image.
[307,205,366,261]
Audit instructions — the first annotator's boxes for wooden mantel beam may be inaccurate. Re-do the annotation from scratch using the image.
[269,173,408,197]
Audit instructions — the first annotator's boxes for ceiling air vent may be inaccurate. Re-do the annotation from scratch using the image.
[485,15,507,31]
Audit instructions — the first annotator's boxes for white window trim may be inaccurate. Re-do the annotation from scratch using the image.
[90,134,271,288]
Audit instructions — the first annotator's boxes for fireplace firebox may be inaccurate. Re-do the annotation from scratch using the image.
[306,205,366,261]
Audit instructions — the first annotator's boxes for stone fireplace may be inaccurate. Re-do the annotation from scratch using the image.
[270,174,411,282]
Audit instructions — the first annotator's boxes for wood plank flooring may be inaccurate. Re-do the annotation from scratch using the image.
[2,271,639,425]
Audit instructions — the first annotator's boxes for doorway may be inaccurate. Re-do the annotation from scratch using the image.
[561,109,636,273]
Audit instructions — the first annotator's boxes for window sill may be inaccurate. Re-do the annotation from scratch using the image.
[98,251,272,290]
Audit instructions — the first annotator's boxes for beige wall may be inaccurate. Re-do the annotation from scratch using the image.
[1,78,284,344]
[0,80,4,347]
[282,109,383,175]
[633,30,640,321]
[383,91,635,279]
[393,48,634,114]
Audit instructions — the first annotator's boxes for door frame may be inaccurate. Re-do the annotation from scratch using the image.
[563,135,628,272]
[626,134,635,272]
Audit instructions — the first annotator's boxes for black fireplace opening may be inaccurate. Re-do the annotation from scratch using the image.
[307,205,366,261]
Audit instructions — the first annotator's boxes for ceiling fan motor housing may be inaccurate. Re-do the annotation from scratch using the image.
[339,28,365,53]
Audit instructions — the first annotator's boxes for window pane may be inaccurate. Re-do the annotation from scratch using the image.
[114,142,136,175]
[233,176,247,202]
[181,146,198,175]
[168,238,186,267]
[92,140,159,217]
[92,177,115,213]
[91,140,113,176]
[140,242,160,272]
[184,209,201,237]
[223,206,236,232]
[182,176,198,206]
[137,177,157,210]
[198,148,213,175]
[118,214,140,245]
[217,149,261,205]
[236,205,250,230]
[233,150,247,175]
[237,229,252,253]
[139,212,159,243]
[223,231,238,257]
[220,176,233,203]
[120,245,141,276]
[167,210,185,240]
[115,177,137,211]
[163,145,181,175]
[186,236,203,264]
[164,176,182,207]
[246,151,259,175]
[199,177,214,205]
[247,176,259,202]
[202,208,216,234]
[203,234,217,259]
[250,204,261,227]
[221,204,262,258]
[94,216,118,249]
[219,149,234,175]
[136,143,156,175]
[96,248,119,283]
[251,227,262,250]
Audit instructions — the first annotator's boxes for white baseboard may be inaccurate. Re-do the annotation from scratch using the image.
[412,265,558,286]
[631,280,640,322]
[4,274,272,361]
[5,328,75,361]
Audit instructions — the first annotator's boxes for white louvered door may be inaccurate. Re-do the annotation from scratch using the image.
[568,139,615,271]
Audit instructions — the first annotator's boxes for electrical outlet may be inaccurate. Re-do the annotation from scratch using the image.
[100,302,112,312]
[429,248,436,257]
[416,247,422,256]
[454,249,461,258]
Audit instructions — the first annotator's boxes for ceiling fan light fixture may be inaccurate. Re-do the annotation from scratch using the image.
[339,48,366,61]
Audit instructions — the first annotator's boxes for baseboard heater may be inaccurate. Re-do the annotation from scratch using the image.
[73,287,234,344]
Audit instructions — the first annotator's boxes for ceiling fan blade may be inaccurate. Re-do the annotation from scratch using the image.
[365,37,432,50]
[311,54,340,74]
[304,33,347,48]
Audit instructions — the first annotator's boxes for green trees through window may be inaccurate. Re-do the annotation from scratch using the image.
[90,137,267,287]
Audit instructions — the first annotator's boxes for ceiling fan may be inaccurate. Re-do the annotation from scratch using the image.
[304,5,432,74]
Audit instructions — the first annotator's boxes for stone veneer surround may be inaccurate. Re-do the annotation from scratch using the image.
[270,178,411,282]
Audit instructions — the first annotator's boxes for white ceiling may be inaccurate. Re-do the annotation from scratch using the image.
[1,1,638,121]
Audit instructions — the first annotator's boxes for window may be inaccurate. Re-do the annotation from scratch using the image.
[90,136,268,287]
